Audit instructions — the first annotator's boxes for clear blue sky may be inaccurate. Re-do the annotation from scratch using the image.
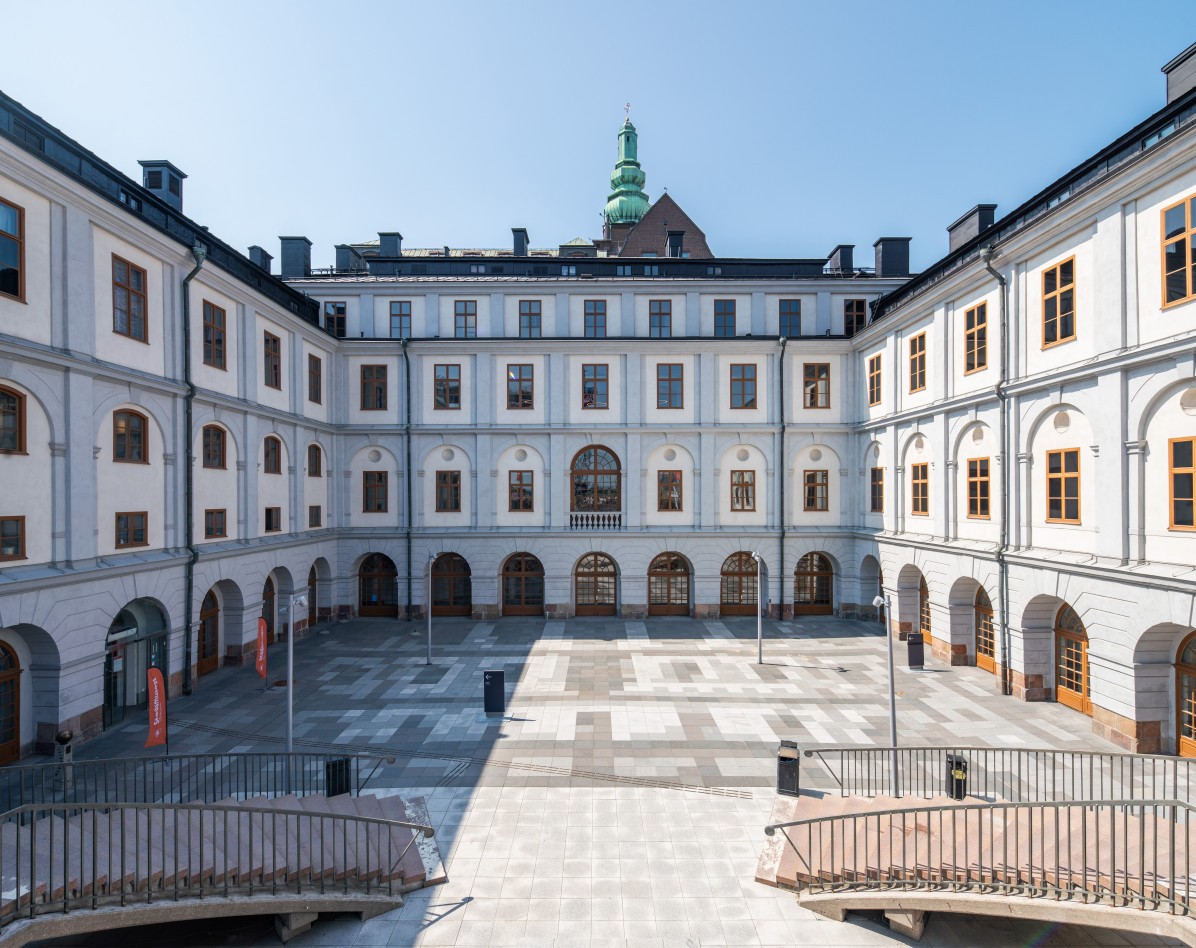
[3,2,1193,270]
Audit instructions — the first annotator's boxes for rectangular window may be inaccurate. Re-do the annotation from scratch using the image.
[202,302,226,369]
[307,354,322,404]
[112,255,147,342]
[506,364,534,409]
[115,511,148,548]
[965,303,988,373]
[0,515,25,559]
[323,301,346,337]
[360,364,388,410]
[845,299,867,336]
[1171,437,1195,530]
[582,363,608,409]
[1042,258,1076,347]
[308,505,322,528]
[803,363,830,408]
[729,363,757,409]
[509,470,534,511]
[389,301,411,339]
[909,332,926,392]
[454,300,477,338]
[263,332,281,389]
[870,467,884,513]
[656,363,683,409]
[911,462,929,516]
[519,300,541,338]
[435,471,461,512]
[434,364,461,409]
[204,509,227,539]
[0,197,25,301]
[363,470,388,512]
[0,386,23,454]
[657,470,682,511]
[615,265,631,277]
[584,300,607,338]
[1045,448,1081,523]
[779,299,801,337]
[967,457,991,519]
[714,299,736,337]
[730,470,756,512]
[649,300,672,337]
[561,264,577,276]
[264,507,281,533]
[1164,196,1196,306]
[867,355,882,406]
[804,470,829,512]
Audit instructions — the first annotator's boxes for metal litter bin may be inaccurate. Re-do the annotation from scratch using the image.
[946,753,967,801]
[907,631,925,669]
[325,757,353,797]
[777,740,800,797]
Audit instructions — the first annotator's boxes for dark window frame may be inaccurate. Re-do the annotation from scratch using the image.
[202,301,226,370]
[779,299,801,337]
[0,385,26,454]
[454,300,477,338]
[264,506,282,533]
[519,300,542,338]
[506,363,534,410]
[714,299,736,337]
[509,470,534,512]
[323,300,347,338]
[729,363,757,409]
[730,470,756,512]
[435,470,462,512]
[112,254,148,343]
[389,300,411,339]
[0,196,26,302]
[363,470,389,512]
[657,470,683,512]
[360,364,388,411]
[803,362,831,409]
[115,511,149,548]
[263,435,282,475]
[0,515,26,561]
[649,299,672,338]
[263,331,282,390]
[656,363,684,409]
[434,363,461,410]
[112,409,148,464]
[204,508,227,539]
[803,469,829,512]
[201,424,226,469]
[307,353,322,404]
[584,300,607,338]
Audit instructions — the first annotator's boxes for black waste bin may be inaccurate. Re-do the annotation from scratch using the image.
[484,669,506,715]
[945,753,967,801]
[907,631,925,669]
[777,740,800,797]
[325,757,353,797]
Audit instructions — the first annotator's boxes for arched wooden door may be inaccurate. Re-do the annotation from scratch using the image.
[502,554,545,616]
[720,552,758,616]
[1054,604,1091,716]
[261,577,276,645]
[432,554,472,617]
[648,553,690,616]
[975,587,995,674]
[1177,632,1196,758]
[197,590,220,678]
[359,554,398,617]
[307,566,318,627]
[575,553,617,616]
[0,642,19,765]
[794,553,833,615]
[919,577,933,645]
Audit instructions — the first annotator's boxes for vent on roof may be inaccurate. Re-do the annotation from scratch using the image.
[1163,43,1196,103]
[138,160,187,212]
[947,205,997,254]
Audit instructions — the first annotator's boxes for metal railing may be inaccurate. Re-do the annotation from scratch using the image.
[0,801,433,930]
[765,798,1195,916]
[0,752,394,815]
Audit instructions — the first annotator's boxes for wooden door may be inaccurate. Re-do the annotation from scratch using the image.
[262,577,276,645]
[197,590,220,677]
[0,643,19,765]
[1054,604,1091,715]
[720,552,758,617]
[648,553,689,616]
[575,553,617,616]
[1178,633,1196,758]
[359,554,398,617]
[502,554,544,617]
[794,553,833,616]
[432,554,472,617]
[307,567,318,627]
[975,588,995,674]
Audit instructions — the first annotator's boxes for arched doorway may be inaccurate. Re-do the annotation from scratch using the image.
[571,446,621,528]
[1055,603,1091,716]
[359,553,398,617]
[1177,632,1196,758]
[502,554,545,616]
[197,590,220,678]
[103,600,168,730]
[919,577,932,645]
[307,566,318,628]
[794,553,833,615]
[974,587,995,674]
[648,553,690,616]
[261,576,276,645]
[0,642,19,765]
[432,553,472,616]
[720,552,758,616]
[575,553,617,616]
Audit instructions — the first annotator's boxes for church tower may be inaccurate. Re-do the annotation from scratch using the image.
[603,116,650,241]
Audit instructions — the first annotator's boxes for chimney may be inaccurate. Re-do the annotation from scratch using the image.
[378,232,403,256]
[667,230,684,258]
[138,160,186,212]
[1163,43,1196,104]
[278,236,312,279]
[512,228,529,256]
[947,204,997,254]
[335,244,365,272]
[248,245,273,273]
[873,237,912,278]
[826,244,854,274]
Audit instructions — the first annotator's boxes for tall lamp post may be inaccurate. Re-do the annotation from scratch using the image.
[751,551,764,664]
[426,553,435,665]
[284,591,308,758]
[873,593,898,796]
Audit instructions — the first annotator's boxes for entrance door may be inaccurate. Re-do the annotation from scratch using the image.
[720,552,758,617]
[0,643,19,765]
[794,553,833,615]
[1177,632,1196,758]
[975,587,995,674]
[262,577,276,645]
[918,577,933,645]
[359,554,398,617]
[432,554,472,616]
[502,554,545,616]
[575,553,617,616]
[307,566,318,627]
[197,590,220,677]
[103,642,127,729]
[648,553,689,616]
[1054,604,1091,715]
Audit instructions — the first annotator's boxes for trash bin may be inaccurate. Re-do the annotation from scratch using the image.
[945,753,967,801]
[777,740,800,797]
[907,631,925,669]
[484,669,506,715]
[325,757,353,797]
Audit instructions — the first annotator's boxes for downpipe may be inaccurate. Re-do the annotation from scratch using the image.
[181,244,206,696]
[778,336,787,618]
[401,339,413,620]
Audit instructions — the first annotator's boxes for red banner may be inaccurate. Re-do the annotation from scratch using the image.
[256,618,268,679]
[145,666,167,748]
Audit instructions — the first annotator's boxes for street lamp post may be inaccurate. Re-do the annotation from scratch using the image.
[751,552,764,665]
[426,554,435,665]
[873,593,898,796]
[284,591,308,760]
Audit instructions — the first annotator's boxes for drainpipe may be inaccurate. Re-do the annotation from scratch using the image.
[778,336,787,618]
[181,244,207,696]
[980,245,1013,697]
[401,339,413,620]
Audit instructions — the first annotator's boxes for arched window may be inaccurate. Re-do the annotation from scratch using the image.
[0,641,20,765]
[113,410,147,463]
[307,444,322,477]
[794,553,833,615]
[1176,631,1196,758]
[0,386,25,454]
[919,577,932,643]
[720,552,758,616]
[202,425,226,469]
[974,587,995,673]
[1054,603,1091,716]
[502,553,545,616]
[432,553,472,616]
[648,553,689,616]
[198,590,220,677]
[575,553,617,616]
[571,446,620,512]
[264,436,282,474]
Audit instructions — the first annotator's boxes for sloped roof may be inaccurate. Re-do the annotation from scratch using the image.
[617,193,713,258]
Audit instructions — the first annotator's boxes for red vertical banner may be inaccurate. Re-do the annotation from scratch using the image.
[145,666,167,748]
[256,618,268,679]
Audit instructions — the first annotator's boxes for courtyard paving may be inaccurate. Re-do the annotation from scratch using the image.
[36,616,1173,947]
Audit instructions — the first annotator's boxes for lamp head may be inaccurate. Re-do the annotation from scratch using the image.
[293,594,308,609]
[750,551,762,563]
[872,595,886,609]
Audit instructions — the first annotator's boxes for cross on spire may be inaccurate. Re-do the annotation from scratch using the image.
[624,102,631,119]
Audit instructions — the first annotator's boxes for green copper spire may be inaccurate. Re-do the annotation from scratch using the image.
[604,117,650,225]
